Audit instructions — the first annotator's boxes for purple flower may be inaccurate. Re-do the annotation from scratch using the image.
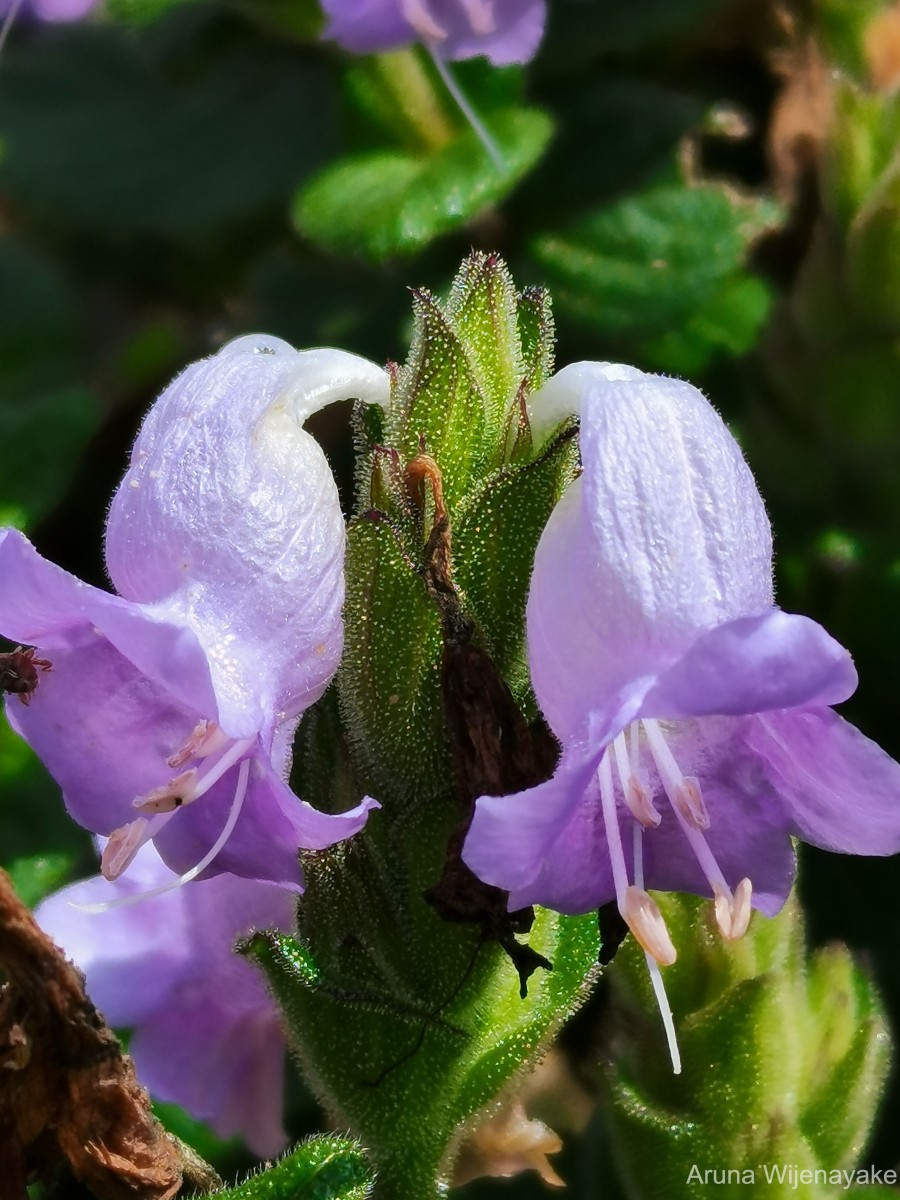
[0,0,96,21]
[36,842,292,1159]
[320,0,546,65]
[0,336,389,889]
[463,363,900,1017]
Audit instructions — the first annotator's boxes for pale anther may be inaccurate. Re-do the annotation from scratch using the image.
[623,885,677,967]
[167,719,228,768]
[101,818,151,881]
[627,772,662,828]
[673,776,709,831]
[132,769,198,814]
[715,878,753,941]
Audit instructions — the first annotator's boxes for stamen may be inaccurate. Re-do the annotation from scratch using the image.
[427,47,505,171]
[167,719,229,768]
[402,0,447,40]
[632,824,681,1073]
[132,770,198,814]
[612,733,660,828]
[101,818,152,880]
[134,735,255,814]
[101,813,173,881]
[459,0,496,35]
[715,877,753,941]
[623,886,677,967]
[672,776,709,831]
[642,718,731,897]
[598,749,629,914]
[74,759,252,914]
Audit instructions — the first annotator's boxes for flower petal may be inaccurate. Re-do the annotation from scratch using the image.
[151,755,378,887]
[35,851,192,1024]
[747,707,900,856]
[0,528,216,720]
[6,629,201,836]
[105,339,388,728]
[462,695,641,901]
[641,610,858,719]
[525,364,773,741]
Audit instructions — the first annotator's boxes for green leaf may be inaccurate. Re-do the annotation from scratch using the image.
[105,0,203,23]
[294,107,553,260]
[531,182,779,372]
[214,1135,373,1200]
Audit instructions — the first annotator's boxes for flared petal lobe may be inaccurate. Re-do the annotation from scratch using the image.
[36,845,293,1158]
[320,0,546,64]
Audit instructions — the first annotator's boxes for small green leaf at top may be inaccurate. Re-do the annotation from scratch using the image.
[294,108,553,261]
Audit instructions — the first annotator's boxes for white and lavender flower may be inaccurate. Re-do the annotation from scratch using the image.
[320,0,546,65]
[0,336,389,890]
[36,842,292,1159]
[462,362,900,1067]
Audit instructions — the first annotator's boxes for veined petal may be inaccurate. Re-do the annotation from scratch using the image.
[641,610,858,719]
[105,337,389,722]
[747,707,900,856]
[525,364,773,742]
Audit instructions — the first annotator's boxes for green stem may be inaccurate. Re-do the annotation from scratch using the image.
[371,50,456,153]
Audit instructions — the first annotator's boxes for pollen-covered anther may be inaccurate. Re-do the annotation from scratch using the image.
[101,818,151,881]
[623,885,677,967]
[714,878,753,941]
[132,769,199,814]
[673,776,709,831]
[626,771,661,828]
[166,720,229,768]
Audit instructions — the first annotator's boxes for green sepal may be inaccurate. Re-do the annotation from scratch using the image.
[452,429,578,713]
[337,517,450,806]
[212,1135,373,1200]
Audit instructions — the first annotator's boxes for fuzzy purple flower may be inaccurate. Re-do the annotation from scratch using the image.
[320,0,546,65]
[36,843,292,1158]
[463,363,900,1046]
[0,336,389,889]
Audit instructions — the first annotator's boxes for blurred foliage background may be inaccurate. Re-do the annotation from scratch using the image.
[4,0,900,1193]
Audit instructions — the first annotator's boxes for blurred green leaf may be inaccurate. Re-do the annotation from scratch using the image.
[294,108,553,260]
[6,852,72,908]
[0,240,100,526]
[531,182,778,372]
[105,0,204,23]
[0,25,336,237]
